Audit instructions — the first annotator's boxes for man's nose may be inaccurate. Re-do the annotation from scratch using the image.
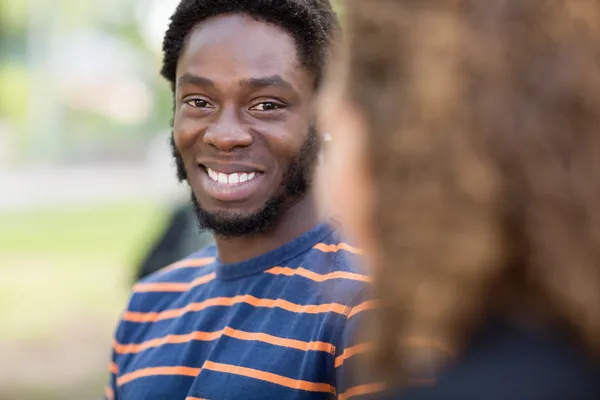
[203,107,253,152]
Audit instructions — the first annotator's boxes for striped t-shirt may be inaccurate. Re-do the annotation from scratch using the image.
[106,223,380,400]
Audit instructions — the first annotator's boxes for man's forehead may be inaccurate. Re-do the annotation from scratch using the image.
[182,14,299,66]
[176,14,313,92]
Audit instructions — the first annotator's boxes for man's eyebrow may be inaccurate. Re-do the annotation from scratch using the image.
[177,73,214,88]
[240,75,296,92]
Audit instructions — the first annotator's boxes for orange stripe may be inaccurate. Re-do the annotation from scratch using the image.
[160,257,215,273]
[186,398,208,400]
[123,295,349,323]
[113,326,335,355]
[137,265,369,293]
[335,342,373,368]
[334,338,453,369]
[203,360,334,393]
[113,330,223,354]
[117,366,200,387]
[104,385,114,400]
[338,383,386,400]
[266,266,370,283]
[109,362,119,375]
[313,242,364,255]
[223,326,335,353]
[134,272,216,293]
[347,300,379,318]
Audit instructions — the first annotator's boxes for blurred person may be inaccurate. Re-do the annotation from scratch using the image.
[320,0,600,399]
[105,1,375,399]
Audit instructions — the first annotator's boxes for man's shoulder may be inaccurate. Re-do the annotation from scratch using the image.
[300,227,367,273]
[294,227,372,306]
[137,244,218,285]
[117,246,218,331]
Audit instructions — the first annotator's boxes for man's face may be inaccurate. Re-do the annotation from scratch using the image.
[172,14,319,237]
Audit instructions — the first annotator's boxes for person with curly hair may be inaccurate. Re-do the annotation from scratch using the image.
[104,1,376,399]
[320,1,600,398]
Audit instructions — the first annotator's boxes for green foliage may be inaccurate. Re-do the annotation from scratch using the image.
[0,202,165,256]
[0,0,28,35]
[0,62,28,127]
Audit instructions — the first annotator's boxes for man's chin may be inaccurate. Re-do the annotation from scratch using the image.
[195,210,275,238]
[193,204,266,226]
[190,192,284,238]
[198,209,254,225]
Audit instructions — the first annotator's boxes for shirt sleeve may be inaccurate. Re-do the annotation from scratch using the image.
[104,303,131,400]
[104,341,119,400]
[335,287,386,400]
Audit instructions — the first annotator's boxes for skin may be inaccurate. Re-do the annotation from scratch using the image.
[173,14,320,263]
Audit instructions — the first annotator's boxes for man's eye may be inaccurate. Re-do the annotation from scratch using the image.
[185,99,213,108]
[251,102,283,111]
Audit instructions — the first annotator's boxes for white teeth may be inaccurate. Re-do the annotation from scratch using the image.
[207,168,259,185]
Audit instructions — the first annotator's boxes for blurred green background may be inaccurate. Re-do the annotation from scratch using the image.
[0,0,181,398]
[0,0,342,398]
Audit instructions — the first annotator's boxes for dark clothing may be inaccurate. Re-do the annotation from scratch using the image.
[135,202,214,281]
[379,321,600,400]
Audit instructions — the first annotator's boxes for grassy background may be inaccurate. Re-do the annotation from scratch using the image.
[0,202,167,399]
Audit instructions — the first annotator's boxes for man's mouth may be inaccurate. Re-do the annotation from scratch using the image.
[206,168,260,185]
[195,163,267,203]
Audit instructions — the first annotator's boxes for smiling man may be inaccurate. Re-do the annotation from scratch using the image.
[104,1,376,400]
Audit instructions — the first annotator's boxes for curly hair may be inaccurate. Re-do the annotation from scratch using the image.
[343,0,600,384]
[161,0,339,91]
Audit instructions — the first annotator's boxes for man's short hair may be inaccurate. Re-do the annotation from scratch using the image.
[161,0,339,91]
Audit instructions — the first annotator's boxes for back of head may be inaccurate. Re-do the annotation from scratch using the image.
[342,0,600,383]
[161,0,339,91]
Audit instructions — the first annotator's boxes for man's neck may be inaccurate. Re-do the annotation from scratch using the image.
[214,192,321,264]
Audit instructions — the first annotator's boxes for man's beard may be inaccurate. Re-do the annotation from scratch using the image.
[170,127,320,238]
